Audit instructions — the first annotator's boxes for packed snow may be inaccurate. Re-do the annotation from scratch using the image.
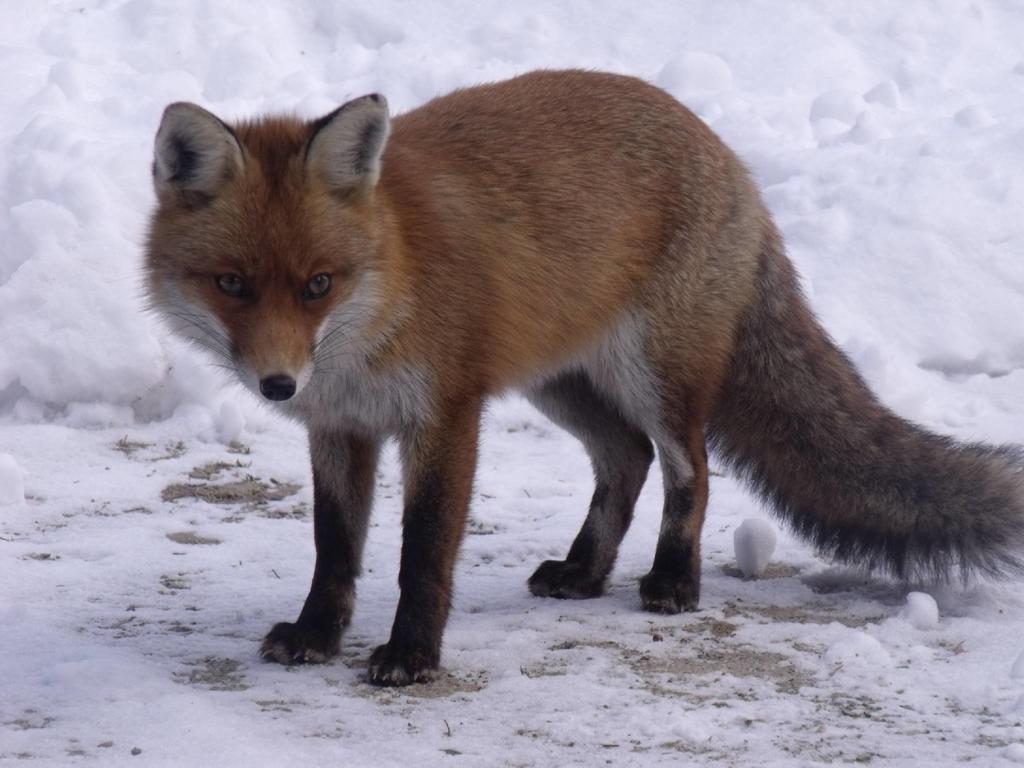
[2,1,1024,766]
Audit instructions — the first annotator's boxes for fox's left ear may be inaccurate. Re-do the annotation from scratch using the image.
[306,94,390,197]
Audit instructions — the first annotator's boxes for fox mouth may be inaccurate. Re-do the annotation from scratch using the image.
[234,361,314,404]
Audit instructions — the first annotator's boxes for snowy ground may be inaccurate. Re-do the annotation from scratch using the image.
[2,1,1024,766]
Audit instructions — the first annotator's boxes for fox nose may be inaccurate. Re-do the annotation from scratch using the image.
[259,374,297,401]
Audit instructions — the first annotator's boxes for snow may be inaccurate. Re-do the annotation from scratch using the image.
[2,1,1024,766]
[823,629,893,673]
[733,518,777,578]
[656,52,734,97]
[1007,743,1024,763]
[1012,651,1024,680]
[0,453,26,506]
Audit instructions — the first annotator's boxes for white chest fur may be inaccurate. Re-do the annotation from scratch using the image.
[279,360,431,437]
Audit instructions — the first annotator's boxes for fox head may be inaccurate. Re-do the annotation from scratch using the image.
[144,95,392,403]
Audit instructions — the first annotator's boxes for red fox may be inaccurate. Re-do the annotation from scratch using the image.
[145,70,1024,686]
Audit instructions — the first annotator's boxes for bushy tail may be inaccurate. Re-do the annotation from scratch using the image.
[708,228,1024,581]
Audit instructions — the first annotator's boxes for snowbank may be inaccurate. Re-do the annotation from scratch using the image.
[1,1,1022,443]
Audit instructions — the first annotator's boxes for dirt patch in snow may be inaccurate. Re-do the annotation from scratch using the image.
[113,437,186,462]
[166,531,221,546]
[720,562,803,580]
[162,477,299,505]
[350,670,489,702]
[627,643,813,696]
[176,656,249,692]
[188,461,238,480]
[722,599,882,628]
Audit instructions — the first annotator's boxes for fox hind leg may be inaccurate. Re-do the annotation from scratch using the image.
[640,423,709,614]
[526,371,654,599]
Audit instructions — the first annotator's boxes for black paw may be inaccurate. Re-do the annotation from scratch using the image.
[366,642,437,687]
[639,571,699,614]
[528,559,605,599]
[260,621,339,665]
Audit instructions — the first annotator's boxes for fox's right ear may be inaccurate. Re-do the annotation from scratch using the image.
[153,102,243,202]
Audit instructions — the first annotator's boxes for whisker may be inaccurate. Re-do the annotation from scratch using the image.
[313,341,361,361]
[166,311,236,359]
[314,341,358,360]
[313,321,358,353]
[313,353,359,369]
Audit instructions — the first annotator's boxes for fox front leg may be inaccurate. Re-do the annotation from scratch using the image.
[261,430,379,664]
[367,398,481,686]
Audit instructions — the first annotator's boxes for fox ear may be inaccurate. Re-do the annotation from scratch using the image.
[153,102,243,202]
[306,94,390,196]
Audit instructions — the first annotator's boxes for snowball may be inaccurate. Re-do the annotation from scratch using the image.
[216,399,245,444]
[733,518,776,577]
[0,454,26,506]
[899,591,939,629]
[657,52,733,97]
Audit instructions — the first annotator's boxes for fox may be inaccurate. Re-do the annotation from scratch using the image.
[145,69,1024,687]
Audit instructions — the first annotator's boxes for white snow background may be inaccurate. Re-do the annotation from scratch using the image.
[2,1,1024,765]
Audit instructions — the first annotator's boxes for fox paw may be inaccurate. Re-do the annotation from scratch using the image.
[528,559,604,599]
[366,643,436,687]
[639,572,699,614]
[260,621,339,665]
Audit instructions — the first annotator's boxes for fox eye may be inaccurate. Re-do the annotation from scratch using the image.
[303,273,332,300]
[216,273,245,297]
